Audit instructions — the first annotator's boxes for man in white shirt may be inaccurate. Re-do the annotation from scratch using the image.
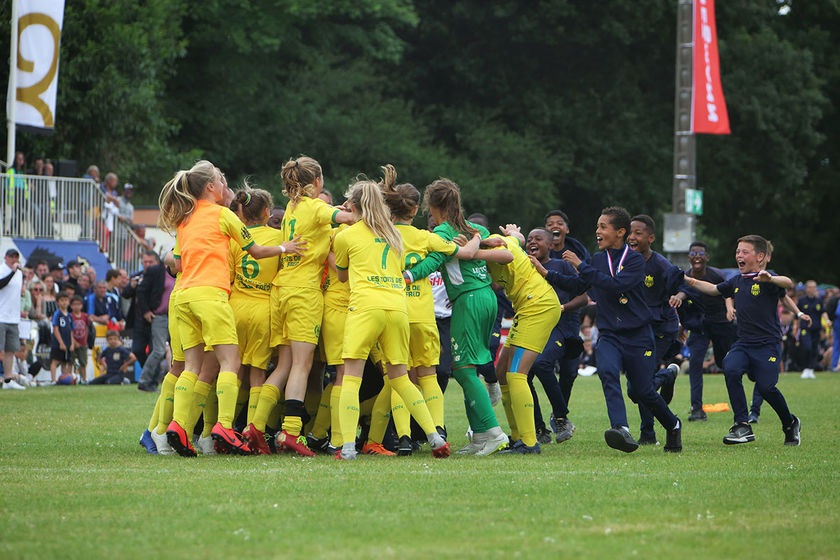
[0,249,26,389]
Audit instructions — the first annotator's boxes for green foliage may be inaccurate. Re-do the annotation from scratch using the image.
[0,0,188,189]
[1,0,838,279]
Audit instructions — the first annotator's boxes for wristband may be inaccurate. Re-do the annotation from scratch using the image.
[796,312,803,319]
[279,244,286,253]
[688,277,696,286]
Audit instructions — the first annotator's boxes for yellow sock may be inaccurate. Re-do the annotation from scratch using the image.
[234,384,249,423]
[391,390,411,438]
[360,396,375,418]
[329,384,343,447]
[368,378,392,444]
[252,383,280,433]
[156,373,178,434]
[500,383,519,441]
[389,374,435,435]
[418,375,444,429]
[172,371,198,427]
[508,372,537,446]
[247,386,261,426]
[202,385,218,438]
[268,402,284,430]
[282,413,303,437]
[215,371,240,429]
[147,393,162,432]
[188,380,212,432]
[338,375,362,444]
[311,383,333,439]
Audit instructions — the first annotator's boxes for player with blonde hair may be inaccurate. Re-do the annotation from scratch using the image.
[158,160,304,457]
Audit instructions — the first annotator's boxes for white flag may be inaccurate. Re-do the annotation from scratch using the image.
[9,0,65,130]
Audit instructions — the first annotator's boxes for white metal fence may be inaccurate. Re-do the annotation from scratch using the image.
[1,172,147,272]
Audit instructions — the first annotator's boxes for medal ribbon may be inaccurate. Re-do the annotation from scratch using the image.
[606,245,629,277]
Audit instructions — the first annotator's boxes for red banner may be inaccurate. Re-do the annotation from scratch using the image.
[692,0,730,134]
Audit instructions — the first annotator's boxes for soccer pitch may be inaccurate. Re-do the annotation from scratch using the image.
[1,372,838,559]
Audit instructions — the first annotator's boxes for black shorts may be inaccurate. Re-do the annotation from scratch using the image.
[50,347,71,363]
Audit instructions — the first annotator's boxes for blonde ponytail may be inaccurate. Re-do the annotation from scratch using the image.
[346,179,403,255]
[157,160,217,233]
[281,156,321,204]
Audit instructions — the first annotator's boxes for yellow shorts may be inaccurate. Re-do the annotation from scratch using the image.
[168,291,184,363]
[177,287,238,350]
[504,292,562,353]
[369,342,385,369]
[342,308,409,366]
[321,304,347,366]
[408,321,440,369]
[231,296,272,368]
[270,286,323,347]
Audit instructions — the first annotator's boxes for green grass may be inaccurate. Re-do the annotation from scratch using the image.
[1,372,838,559]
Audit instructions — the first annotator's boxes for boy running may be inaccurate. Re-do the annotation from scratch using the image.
[686,235,801,446]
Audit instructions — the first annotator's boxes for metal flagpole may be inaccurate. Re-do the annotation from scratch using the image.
[664,0,697,267]
[5,0,18,170]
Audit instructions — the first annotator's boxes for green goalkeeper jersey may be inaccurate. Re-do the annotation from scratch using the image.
[407,221,492,303]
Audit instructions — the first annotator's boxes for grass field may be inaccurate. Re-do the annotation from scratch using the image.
[1,371,838,559]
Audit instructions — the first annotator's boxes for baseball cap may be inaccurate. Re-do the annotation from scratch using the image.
[5,248,20,257]
[124,183,134,191]
[67,259,80,268]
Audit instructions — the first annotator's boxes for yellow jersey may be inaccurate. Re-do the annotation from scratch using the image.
[272,196,340,289]
[229,225,285,301]
[396,223,458,323]
[174,200,254,292]
[333,221,406,312]
[323,224,350,309]
[485,234,554,310]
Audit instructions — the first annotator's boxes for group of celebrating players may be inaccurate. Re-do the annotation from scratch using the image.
[137,155,802,460]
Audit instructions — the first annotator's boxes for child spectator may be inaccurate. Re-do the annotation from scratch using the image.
[50,292,73,384]
[578,337,596,371]
[86,281,124,329]
[69,296,91,383]
[90,330,135,385]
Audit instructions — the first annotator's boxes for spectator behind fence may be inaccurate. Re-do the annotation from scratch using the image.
[118,184,135,223]
[1,249,25,390]
[89,330,135,385]
[83,165,101,187]
[31,157,44,176]
[86,281,124,330]
[133,224,155,252]
[69,296,92,383]
[100,173,120,254]
[136,256,175,392]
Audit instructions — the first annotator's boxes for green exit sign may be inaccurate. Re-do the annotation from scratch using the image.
[686,188,703,215]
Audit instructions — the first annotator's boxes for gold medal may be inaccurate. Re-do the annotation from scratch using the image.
[619,295,628,305]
